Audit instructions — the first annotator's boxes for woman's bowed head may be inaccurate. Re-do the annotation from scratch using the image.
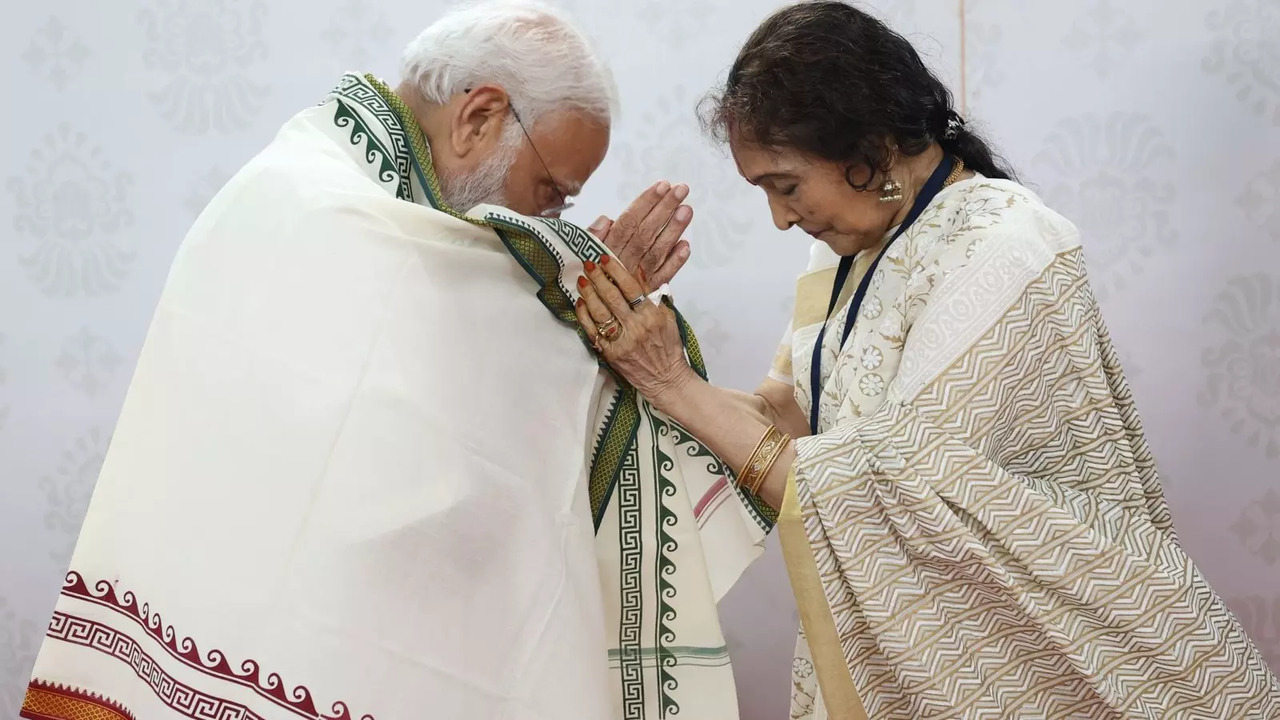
[703,0,1014,258]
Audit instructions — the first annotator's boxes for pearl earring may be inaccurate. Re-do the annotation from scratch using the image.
[879,177,903,203]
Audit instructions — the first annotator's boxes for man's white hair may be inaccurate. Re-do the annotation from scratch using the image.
[400,0,617,129]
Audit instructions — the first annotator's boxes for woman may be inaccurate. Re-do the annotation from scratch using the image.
[574,3,1280,719]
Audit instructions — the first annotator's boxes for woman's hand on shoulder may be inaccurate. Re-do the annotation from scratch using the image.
[574,254,696,410]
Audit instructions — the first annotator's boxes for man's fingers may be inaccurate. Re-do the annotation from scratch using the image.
[648,204,692,273]
[614,180,675,256]
[621,181,671,223]
[588,215,614,240]
[635,183,687,255]
[650,240,691,287]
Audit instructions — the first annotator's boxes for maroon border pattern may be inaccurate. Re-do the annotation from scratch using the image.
[21,680,136,720]
[40,572,373,720]
[39,611,267,720]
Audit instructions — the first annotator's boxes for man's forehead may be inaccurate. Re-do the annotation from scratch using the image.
[533,113,610,191]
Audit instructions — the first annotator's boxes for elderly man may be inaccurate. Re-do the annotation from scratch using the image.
[17,3,771,720]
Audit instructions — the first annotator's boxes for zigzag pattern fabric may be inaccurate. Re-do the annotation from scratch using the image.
[785,179,1280,718]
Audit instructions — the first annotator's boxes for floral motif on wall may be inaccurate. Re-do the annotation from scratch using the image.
[139,0,271,134]
[6,124,136,298]
[1199,274,1280,459]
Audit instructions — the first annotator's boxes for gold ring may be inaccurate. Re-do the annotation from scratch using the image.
[596,317,622,342]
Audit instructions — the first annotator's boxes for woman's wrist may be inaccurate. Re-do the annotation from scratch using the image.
[646,364,701,417]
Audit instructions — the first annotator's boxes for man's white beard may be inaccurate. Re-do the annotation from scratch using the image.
[437,128,521,212]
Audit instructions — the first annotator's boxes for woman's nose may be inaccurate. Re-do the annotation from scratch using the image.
[768,197,799,231]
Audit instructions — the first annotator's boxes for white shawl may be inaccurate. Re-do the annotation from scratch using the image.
[19,74,770,720]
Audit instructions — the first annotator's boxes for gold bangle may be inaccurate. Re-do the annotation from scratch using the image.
[737,425,776,492]
[739,425,789,496]
[740,426,775,481]
[749,430,790,496]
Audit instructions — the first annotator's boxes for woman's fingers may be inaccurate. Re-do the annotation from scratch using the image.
[573,297,604,350]
[576,272,615,326]
[596,256,647,311]
[583,258,632,318]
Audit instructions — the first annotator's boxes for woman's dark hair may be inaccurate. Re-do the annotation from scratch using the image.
[701,1,1017,189]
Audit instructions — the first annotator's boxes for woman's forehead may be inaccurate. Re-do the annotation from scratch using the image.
[730,139,807,181]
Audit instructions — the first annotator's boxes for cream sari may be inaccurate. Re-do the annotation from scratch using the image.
[773,178,1280,718]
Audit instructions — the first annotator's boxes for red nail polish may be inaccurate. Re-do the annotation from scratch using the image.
[578,276,588,288]
[576,298,584,307]
[584,260,596,272]
[600,255,611,266]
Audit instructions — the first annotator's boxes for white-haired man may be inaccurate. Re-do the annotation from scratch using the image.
[18,3,769,720]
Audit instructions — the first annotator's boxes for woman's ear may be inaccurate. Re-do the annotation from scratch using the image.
[860,140,899,191]
[449,84,511,159]
[880,140,899,175]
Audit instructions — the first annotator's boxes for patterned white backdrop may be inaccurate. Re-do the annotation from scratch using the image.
[2,1,1278,718]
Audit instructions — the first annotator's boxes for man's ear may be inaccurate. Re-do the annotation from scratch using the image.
[450,84,511,160]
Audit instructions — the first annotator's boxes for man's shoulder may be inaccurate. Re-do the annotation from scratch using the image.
[199,119,390,225]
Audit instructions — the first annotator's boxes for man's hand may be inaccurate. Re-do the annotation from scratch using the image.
[588,181,692,287]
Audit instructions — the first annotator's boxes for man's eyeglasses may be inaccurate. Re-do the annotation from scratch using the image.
[508,106,574,217]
